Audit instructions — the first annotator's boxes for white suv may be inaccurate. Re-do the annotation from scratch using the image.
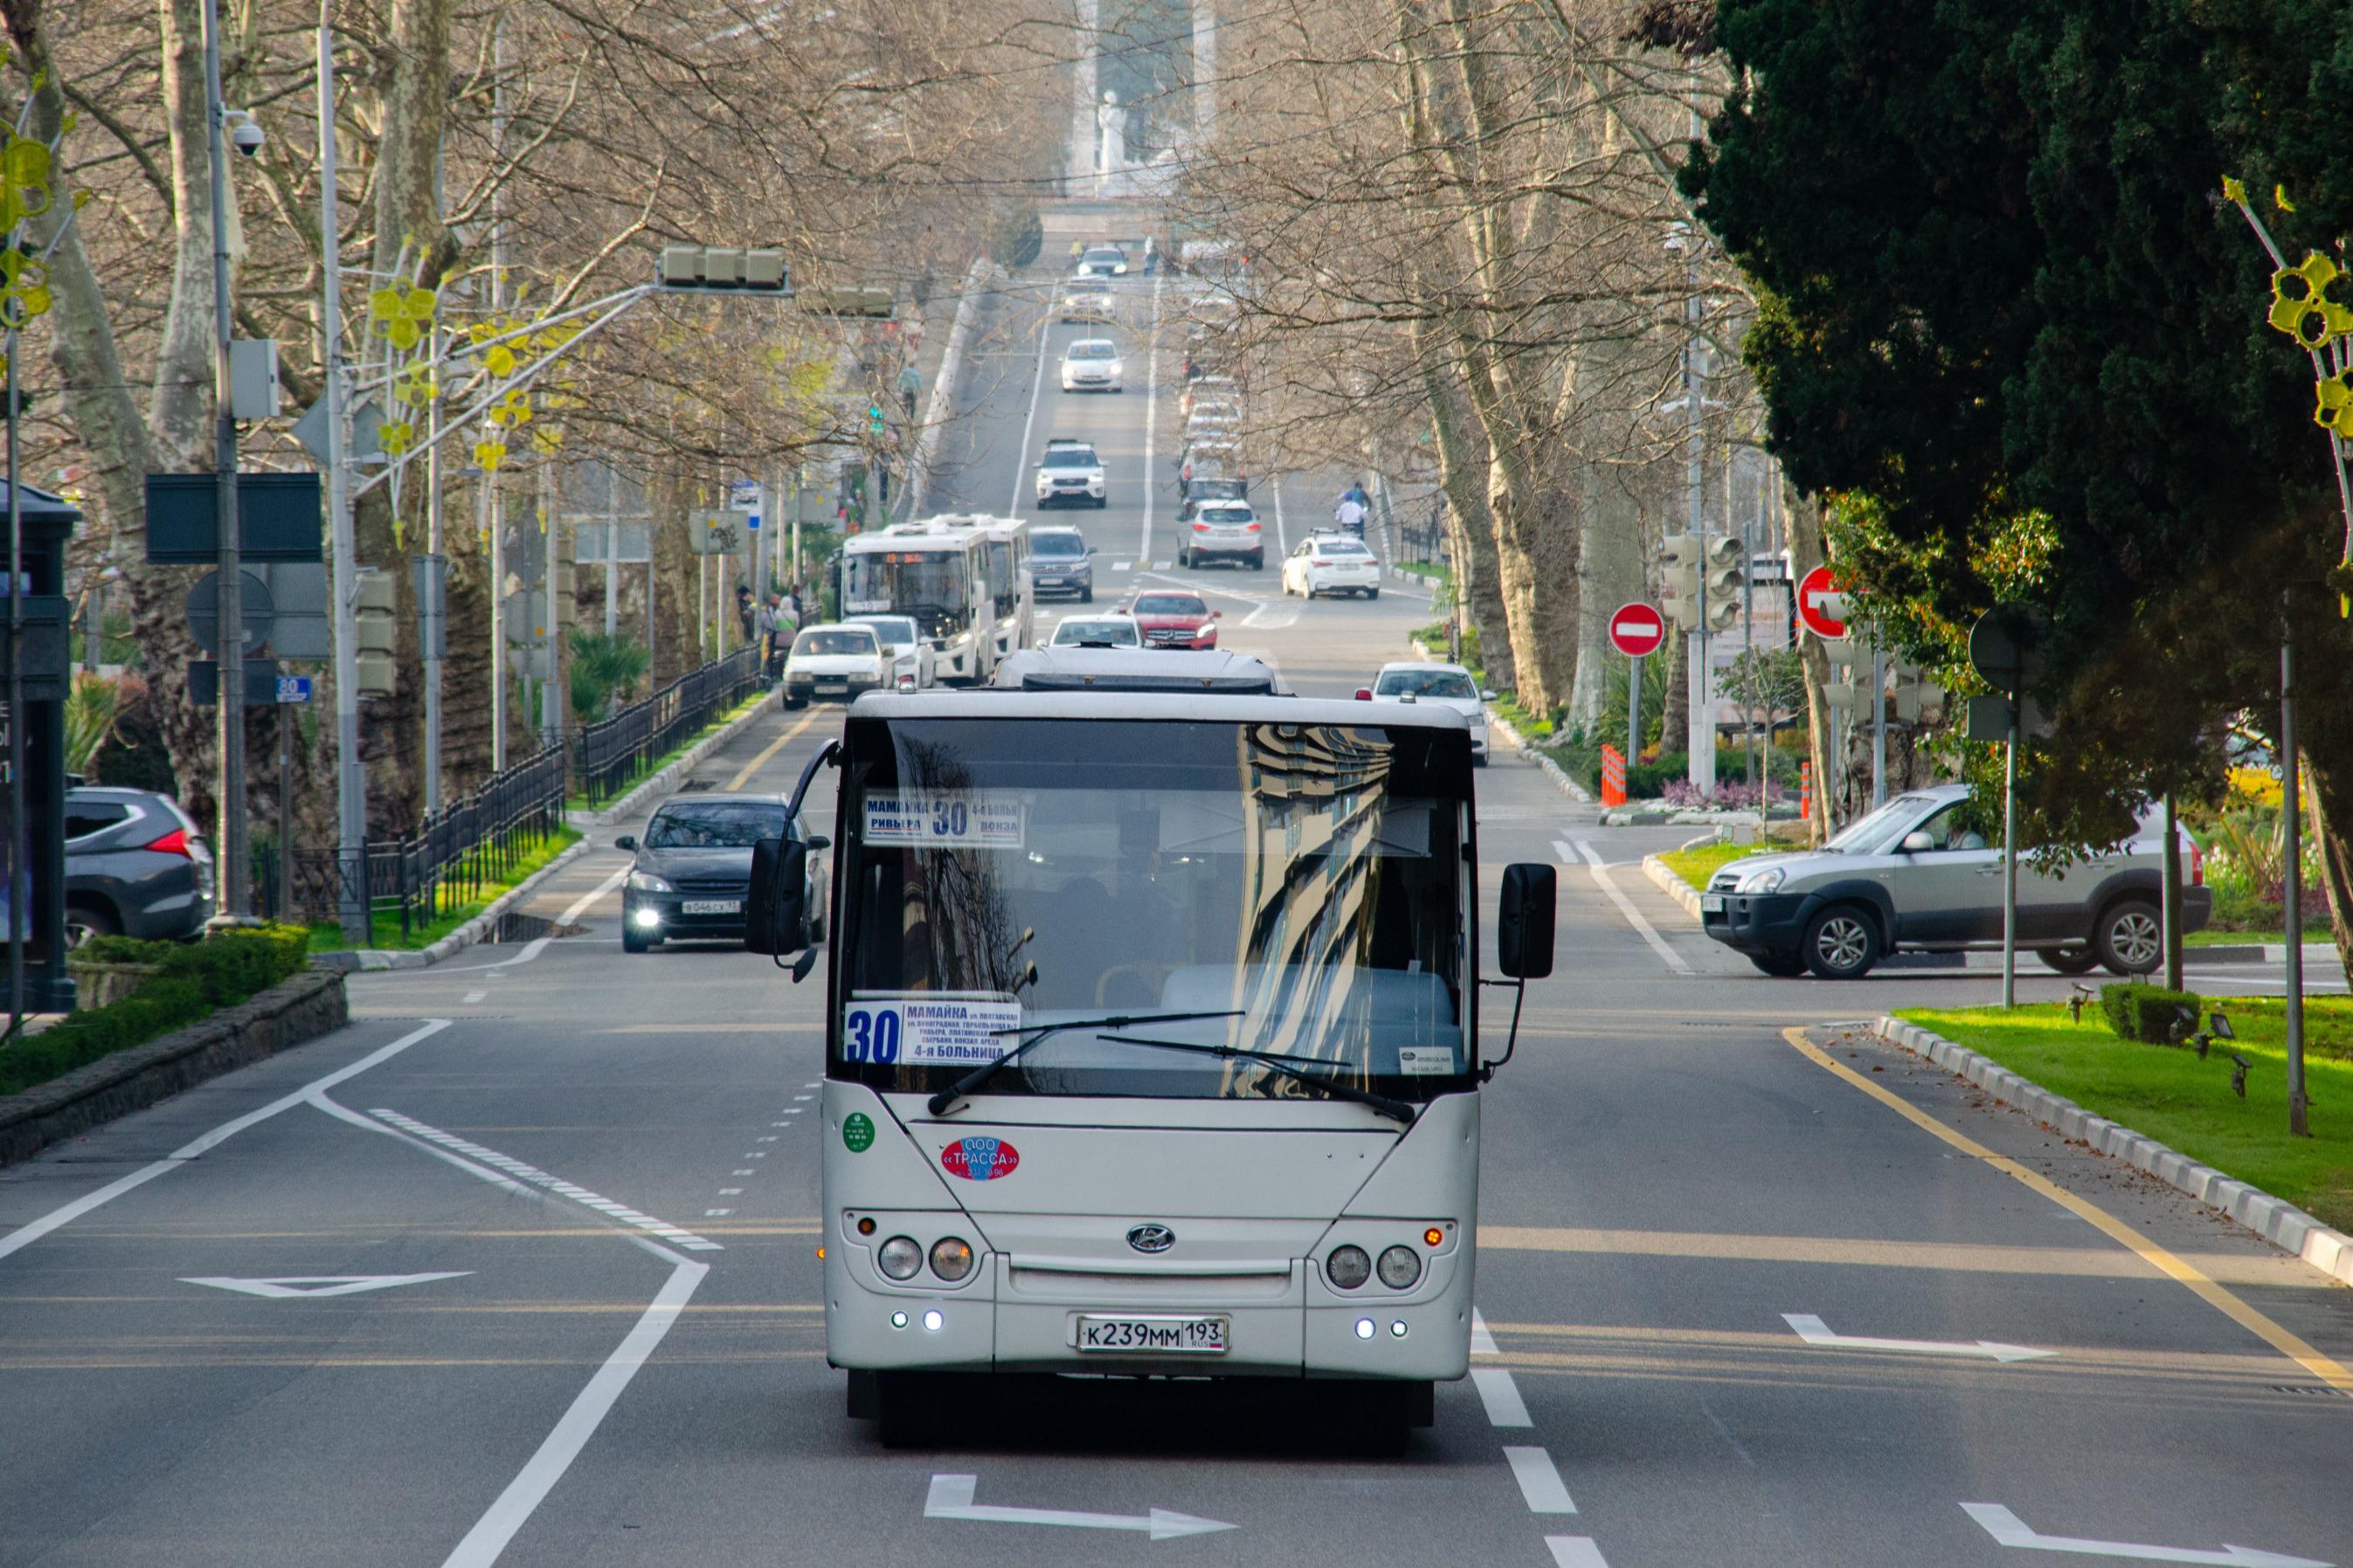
[1060,339,1124,393]
[1035,439,1107,508]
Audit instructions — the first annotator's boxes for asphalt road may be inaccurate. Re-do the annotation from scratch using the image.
[3,260,2350,1568]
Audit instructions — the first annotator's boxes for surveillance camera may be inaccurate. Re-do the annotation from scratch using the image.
[226,110,263,157]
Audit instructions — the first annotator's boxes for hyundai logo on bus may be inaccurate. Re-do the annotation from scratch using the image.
[1126,1224,1176,1254]
[939,1137,1020,1181]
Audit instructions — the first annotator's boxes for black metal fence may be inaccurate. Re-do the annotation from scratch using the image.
[569,643,765,808]
[265,745,570,940]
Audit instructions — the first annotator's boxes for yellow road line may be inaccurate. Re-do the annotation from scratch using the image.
[724,709,820,792]
[1782,1026,2353,1392]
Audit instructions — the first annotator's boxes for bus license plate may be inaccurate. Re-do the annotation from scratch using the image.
[681,899,740,915]
[1076,1315,1228,1354]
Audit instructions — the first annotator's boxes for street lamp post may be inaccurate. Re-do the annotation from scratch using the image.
[201,0,249,922]
[315,7,368,943]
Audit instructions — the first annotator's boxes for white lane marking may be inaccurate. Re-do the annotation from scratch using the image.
[744,1151,766,1158]
[1470,1366,1533,1427]
[463,991,487,1005]
[793,1094,813,1101]
[733,1169,755,1175]
[1270,476,1289,553]
[439,1256,709,1568]
[1006,290,1057,517]
[1960,1503,2329,1566]
[1547,1540,1613,1568]
[0,1019,453,1266]
[442,863,633,974]
[1470,1307,1500,1356]
[1138,570,1266,605]
[1240,602,1299,629]
[717,1188,743,1196]
[778,1109,804,1116]
[803,1081,820,1088]
[1783,1312,2054,1363]
[1139,267,1163,563]
[1152,558,1171,570]
[183,1272,472,1299]
[771,1122,792,1128]
[924,1473,1236,1541]
[757,1136,779,1143]
[1558,839,1694,977]
[1113,561,1133,570]
[366,1109,723,1252]
[1505,1446,1577,1514]
[705,1209,733,1217]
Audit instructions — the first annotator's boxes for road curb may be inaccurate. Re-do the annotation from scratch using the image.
[568,690,778,829]
[1485,708,1595,805]
[1642,855,1703,921]
[311,835,599,973]
[1872,1013,2353,1290]
[904,258,996,516]
[0,970,349,1167]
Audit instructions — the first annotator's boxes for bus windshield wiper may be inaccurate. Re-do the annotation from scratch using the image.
[925,1010,1242,1116]
[1097,1034,1418,1127]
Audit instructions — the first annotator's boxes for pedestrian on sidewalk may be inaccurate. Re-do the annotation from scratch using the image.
[898,363,922,419]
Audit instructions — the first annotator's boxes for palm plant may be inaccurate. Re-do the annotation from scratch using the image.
[568,632,652,722]
[64,671,121,774]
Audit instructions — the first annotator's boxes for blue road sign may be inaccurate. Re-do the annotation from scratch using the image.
[275,674,314,704]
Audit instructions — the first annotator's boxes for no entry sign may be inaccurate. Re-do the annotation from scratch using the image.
[1796,565,1848,640]
[1609,602,1667,658]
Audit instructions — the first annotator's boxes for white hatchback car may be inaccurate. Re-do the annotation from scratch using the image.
[1282,532,1382,598]
[841,613,937,690]
[782,624,887,708]
[1061,339,1124,392]
[1362,662,1491,763]
[1048,613,1143,648]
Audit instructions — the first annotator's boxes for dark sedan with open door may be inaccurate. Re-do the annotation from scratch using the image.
[615,793,824,953]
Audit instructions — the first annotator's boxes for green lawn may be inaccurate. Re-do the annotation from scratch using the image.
[1897,998,2353,1232]
[1659,839,1791,890]
[306,827,584,952]
[565,691,770,812]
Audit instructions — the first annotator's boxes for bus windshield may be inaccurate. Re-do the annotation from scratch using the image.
[843,549,973,639]
[834,716,1471,1102]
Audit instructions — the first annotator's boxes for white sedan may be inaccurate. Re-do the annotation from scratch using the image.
[1048,613,1143,647]
[1362,661,1492,763]
[841,613,938,689]
[1281,533,1382,598]
[781,624,887,708]
[1061,339,1124,392]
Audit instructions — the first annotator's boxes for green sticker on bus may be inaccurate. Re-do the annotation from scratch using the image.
[842,1112,875,1153]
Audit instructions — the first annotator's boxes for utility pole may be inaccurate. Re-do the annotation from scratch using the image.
[202,0,249,921]
[1678,226,1711,798]
[315,7,366,944]
[1870,643,1887,807]
[423,330,443,812]
[2281,598,2308,1136]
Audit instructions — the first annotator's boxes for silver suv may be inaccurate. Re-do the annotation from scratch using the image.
[1700,784,2211,979]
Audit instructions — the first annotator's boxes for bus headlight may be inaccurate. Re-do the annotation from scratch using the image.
[1325,1245,1372,1290]
[877,1236,923,1280]
[1377,1245,1423,1290]
[929,1237,974,1281]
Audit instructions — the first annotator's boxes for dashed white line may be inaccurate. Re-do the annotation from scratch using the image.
[772,1122,793,1128]
[1546,1539,1610,1568]
[366,1109,723,1252]
[1557,839,1694,977]
[757,1136,779,1143]
[733,1169,755,1176]
[793,1094,813,1102]
[1471,1366,1533,1427]
[1471,1307,1500,1356]
[1005,290,1056,518]
[1505,1447,1577,1514]
[705,1209,733,1217]
[779,1109,804,1116]
[463,991,487,1004]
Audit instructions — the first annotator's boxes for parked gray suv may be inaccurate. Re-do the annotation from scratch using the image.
[1700,784,2210,979]
[65,786,215,946]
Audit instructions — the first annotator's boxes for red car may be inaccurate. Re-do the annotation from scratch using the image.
[1125,590,1221,649]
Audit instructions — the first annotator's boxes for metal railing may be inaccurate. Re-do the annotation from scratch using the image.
[568,643,765,808]
[265,744,569,940]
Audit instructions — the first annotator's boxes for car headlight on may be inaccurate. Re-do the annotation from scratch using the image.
[929,1237,974,1281]
[627,870,674,893]
[1377,1245,1423,1290]
[877,1236,923,1281]
[1325,1245,1372,1289]
[1736,867,1786,894]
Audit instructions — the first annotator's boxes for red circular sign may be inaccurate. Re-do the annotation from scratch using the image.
[1796,565,1848,639]
[1608,602,1667,658]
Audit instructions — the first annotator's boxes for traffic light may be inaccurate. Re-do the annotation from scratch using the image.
[1891,661,1945,723]
[1661,535,1700,631]
[353,570,398,698]
[658,245,790,293]
[867,403,887,438]
[552,553,577,631]
[1701,534,1743,633]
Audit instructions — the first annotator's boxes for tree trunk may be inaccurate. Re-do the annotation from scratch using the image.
[1784,487,1835,842]
[2301,741,2353,986]
[1566,455,1644,736]
[1412,334,1511,685]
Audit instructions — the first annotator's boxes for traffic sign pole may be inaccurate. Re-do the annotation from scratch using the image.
[1607,603,1668,765]
[203,0,248,922]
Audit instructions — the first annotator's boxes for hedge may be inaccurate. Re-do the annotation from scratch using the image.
[2100,982,2201,1044]
[3,926,312,1096]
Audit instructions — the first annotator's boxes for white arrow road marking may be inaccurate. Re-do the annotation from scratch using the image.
[1784,1313,2054,1363]
[1962,1503,2332,1566]
[183,1273,471,1299]
[924,1475,1236,1542]
[1558,840,1694,976]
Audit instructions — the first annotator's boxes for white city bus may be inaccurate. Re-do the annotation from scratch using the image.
[980,515,1035,667]
[750,672,1557,1449]
[841,515,1024,685]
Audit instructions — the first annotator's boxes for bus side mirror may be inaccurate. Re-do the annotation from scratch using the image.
[1497,862,1556,979]
[748,836,809,957]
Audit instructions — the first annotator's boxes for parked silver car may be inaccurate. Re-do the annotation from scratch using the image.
[1700,783,2210,979]
[64,786,214,945]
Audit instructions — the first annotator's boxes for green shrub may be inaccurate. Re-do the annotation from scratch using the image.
[2099,982,2201,1044]
[3,926,312,1096]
